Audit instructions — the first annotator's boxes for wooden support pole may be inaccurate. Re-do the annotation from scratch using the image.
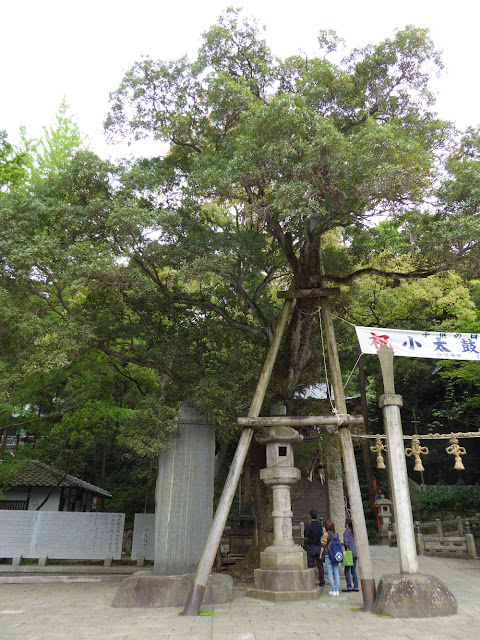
[237,415,364,427]
[319,294,376,611]
[182,300,293,616]
[277,287,340,299]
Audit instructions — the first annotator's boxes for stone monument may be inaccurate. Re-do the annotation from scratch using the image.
[153,401,214,575]
[113,401,233,608]
[246,425,321,602]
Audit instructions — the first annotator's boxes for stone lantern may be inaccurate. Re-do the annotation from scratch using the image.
[376,497,393,544]
[246,426,321,602]
[377,498,393,532]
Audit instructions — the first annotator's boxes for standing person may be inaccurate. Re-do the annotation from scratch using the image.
[342,518,359,592]
[320,520,340,596]
[304,509,325,587]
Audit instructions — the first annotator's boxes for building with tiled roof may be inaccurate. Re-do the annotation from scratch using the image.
[0,460,111,512]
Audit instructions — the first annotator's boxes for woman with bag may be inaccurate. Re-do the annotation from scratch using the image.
[342,518,359,592]
[320,520,340,596]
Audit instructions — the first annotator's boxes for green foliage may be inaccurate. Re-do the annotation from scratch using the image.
[19,98,86,187]
[417,483,480,512]
[0,131,28,189]
[3,10,480,507]
[104,8,468,405]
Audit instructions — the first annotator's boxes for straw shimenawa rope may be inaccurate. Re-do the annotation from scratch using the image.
[352,432,480,440]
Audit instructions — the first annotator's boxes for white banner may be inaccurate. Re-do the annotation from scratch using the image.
[355,326,480,360]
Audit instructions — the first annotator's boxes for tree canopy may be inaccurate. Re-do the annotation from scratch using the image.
[104,9,475,401]
[2,10,480,509]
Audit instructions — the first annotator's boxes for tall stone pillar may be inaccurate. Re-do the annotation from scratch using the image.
[113,400,233,608]
[154,401,215,575]
[373,346,457,618]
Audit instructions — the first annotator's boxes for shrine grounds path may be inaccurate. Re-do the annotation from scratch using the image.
[1,546,479,640]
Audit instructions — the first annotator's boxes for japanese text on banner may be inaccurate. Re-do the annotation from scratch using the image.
[355,326,480,361]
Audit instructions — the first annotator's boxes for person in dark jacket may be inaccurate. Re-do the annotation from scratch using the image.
[304,509,325,587]
[342,518,359,592]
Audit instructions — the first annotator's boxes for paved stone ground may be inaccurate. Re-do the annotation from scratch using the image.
[1,546,479,640]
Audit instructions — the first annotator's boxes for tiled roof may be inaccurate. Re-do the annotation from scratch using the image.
[5,460,112,498]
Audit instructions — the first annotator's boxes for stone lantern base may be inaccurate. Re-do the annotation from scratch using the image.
[246,545,321,602]
[373,573,457,618]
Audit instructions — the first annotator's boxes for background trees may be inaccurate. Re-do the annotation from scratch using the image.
[2,10,480,517]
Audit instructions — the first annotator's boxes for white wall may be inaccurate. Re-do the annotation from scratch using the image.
[3,488,61,511]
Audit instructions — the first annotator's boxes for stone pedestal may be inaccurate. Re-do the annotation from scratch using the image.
[247,426,320,602]
[112,572,233,608]
[373,573,457,618]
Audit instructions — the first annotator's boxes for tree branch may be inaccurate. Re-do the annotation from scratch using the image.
[212,269,273,342]
[110,363,147,397]
[261,208,301,276]
[318,263,454,284]
[170,297,268,341]
[171,137,202,153]
[0,405,83,431]
[95,342,175,379]
[341,104,379,134]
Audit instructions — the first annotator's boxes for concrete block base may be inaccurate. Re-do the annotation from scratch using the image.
[247,566,320,602]
[373,573,457,618]
[112,572,233,608]
[259,545,308,570]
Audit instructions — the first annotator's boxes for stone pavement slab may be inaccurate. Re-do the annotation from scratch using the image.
[0,546,478,639]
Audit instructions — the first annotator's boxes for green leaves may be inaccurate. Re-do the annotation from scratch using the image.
[0,131,28,190]
[19,98,86,188]
[4,11,480,504]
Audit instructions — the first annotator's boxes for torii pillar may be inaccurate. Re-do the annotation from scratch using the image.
[373,345,457,617]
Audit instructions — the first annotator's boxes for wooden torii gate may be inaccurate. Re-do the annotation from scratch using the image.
[183,289,376,615]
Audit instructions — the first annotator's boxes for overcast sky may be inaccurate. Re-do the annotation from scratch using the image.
[2,0,478,159]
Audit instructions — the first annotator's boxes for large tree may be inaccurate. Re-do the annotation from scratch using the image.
[3,11,480,517]
[105,9,468,407]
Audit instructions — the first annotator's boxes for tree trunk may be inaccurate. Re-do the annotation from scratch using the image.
[283,298,318,405]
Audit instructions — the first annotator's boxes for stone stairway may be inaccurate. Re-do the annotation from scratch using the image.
[291,475,329,528]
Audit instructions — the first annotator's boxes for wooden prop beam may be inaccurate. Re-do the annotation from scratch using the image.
[277,287,340,299]
[319,293,376,611]
[237,415,364,427]
[182,300,293,616]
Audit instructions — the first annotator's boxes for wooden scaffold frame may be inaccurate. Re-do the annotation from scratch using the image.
[183,288,376,615]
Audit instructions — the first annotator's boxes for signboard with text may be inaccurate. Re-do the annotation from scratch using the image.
[356,326,480,361]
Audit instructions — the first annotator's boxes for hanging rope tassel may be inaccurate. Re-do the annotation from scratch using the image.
[370,435,387,469]
[405,435,429,472]
[446,436,466,470]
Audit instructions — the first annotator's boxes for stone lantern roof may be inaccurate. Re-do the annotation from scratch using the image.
[255,426,303,445]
